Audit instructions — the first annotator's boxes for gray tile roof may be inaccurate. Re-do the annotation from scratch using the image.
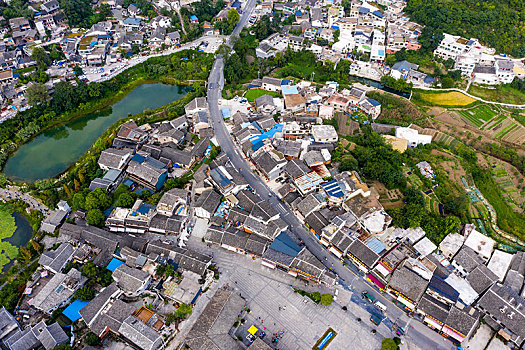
[145,241,211,275]
[466,264,498,294]
[113,264,150,294]
[98,148,132,169]
[454,246,484,273]
[388,266,429,303]
[119,316,162,350]
[38,322,69,350]
[39,242,75,273]
[296,194,322,218]
[79,283,120,326]
[194,189,222,215]
[284,159,309,179]
[184,288,244,350]
[417,294,450,324]
[444,306,479,337]
[478,283,525,343]
[0,307,18,339]
[347,239,380,269]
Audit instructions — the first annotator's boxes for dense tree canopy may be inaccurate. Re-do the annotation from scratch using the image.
[405,0,525,57]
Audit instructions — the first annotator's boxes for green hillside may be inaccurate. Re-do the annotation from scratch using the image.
[405,0,525,57]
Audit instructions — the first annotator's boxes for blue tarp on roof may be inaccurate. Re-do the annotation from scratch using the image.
[123,179,134,187]
[190,15,198,21]
[269,232,301,257]
[137,202,155,215]
[372,10,384,18]
[251,140,265,152]
[249,124,283,144]
[281,85,299,95]
[63,300,89,322]
[106,258,125,272]
[221,108,231,119]
[358,7,369,14]
[366,238,386,255]
[281,79,292,86]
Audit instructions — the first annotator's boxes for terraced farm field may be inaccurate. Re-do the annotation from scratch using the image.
[490,162,525,213]
[457,105,497,127]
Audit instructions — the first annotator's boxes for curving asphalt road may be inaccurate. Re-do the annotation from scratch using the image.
[205,3,455,349]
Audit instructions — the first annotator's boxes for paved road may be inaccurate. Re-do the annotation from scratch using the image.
[86,35,226,83]
[0,186,49,214]
[204,0,455,348]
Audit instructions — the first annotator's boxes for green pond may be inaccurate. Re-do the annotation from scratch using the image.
[1,212,33,274]
[4,83,190,182]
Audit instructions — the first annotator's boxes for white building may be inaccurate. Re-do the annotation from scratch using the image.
[395,127,432,148]
[434,33,478,61]
[312,125,338,143]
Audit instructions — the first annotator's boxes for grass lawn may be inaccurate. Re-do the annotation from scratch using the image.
[419,91,476,106]
[468,84,525,105]
[244,89,280,102]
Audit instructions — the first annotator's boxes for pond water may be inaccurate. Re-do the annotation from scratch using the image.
[4,83,191,182]
[1,212,33,274]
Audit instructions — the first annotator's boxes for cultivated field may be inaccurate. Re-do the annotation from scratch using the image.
[418,91,476,106]
[457,105,497,127]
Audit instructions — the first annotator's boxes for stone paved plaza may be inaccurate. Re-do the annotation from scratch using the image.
[228,267,386,350]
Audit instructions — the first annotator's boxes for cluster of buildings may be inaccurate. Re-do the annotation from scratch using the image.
[1,218,214,350]
[434,33,525,85]
[255,0,420,65]
[341,222,525,348]
[0,0,184,119]
[254,77,382,120]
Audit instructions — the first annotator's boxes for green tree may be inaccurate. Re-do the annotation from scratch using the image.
[382,338,399,350]
[441,77,454,88]
[86,209,105,226]
[25,83,48,106]
[339,155,358,172]
[71,193,85,210]
[174,303,193,319]
[85,332,101,346]
[60,0,93,27]
[227,8,240,32]
[320,293,333,306]
[333,29,340,43]
[115,193,135,208]
[81,262,98,278]
[311,291,321,303]
[74,286,96,301]
[31,47,51,69]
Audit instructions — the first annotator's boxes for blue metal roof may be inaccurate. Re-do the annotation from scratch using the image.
[372,10,384,18]
[190,15,198,21]
[132,154,146,163]
[321,180,344,198]
[366,238,386,255]
[281,85,299,95]
[221,108,231,119]
[63,300,89,322]
[269,232,301,257]
[358,7,369,14]
[210,168,232,188]
[106,258,125,272]
[367,98,381,107]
